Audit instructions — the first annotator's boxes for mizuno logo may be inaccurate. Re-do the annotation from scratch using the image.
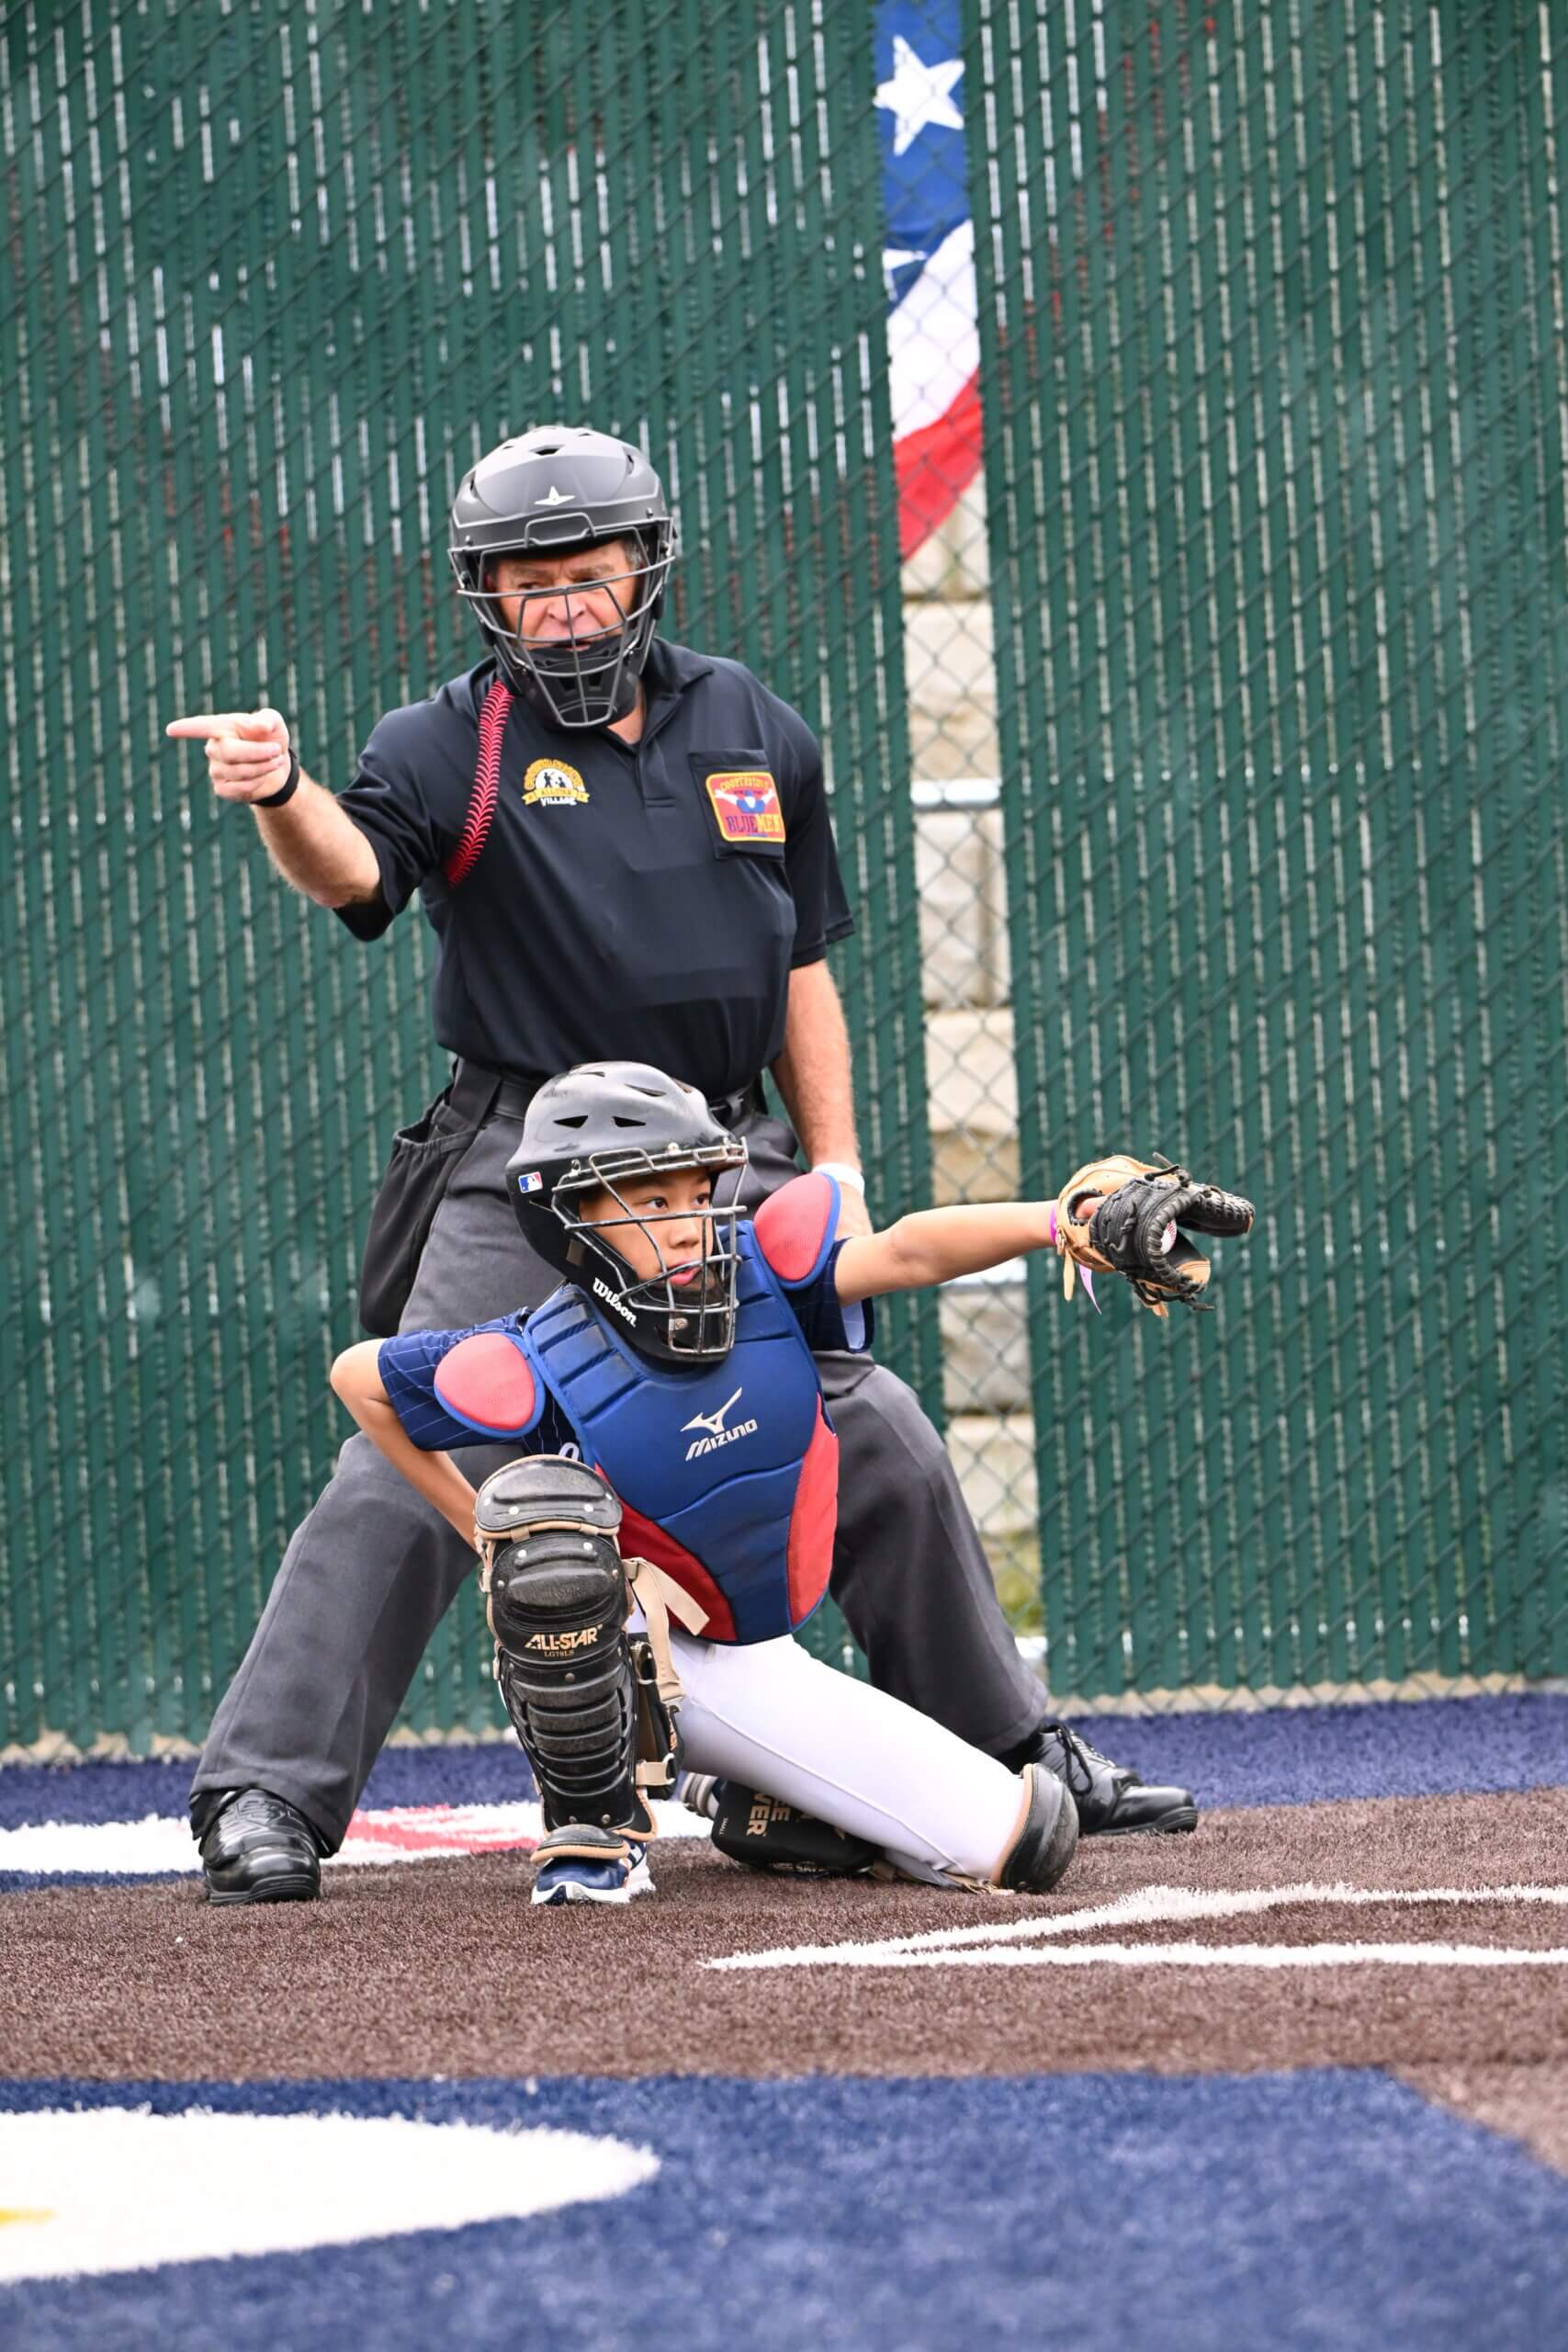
[592,1277,637,1325]
[683,1385,759,1462]
[683,1386,744,1439]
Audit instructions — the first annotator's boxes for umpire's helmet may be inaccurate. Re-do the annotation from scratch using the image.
[448,426,677,728]
[507,1063,748,1366]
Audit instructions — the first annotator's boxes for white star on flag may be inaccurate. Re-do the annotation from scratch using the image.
[874,34,964,157]
[881,243,923,296]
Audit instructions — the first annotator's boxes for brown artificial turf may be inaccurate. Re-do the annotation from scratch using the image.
[1400,2063,1568,2177]
[6,1789,1566,2133]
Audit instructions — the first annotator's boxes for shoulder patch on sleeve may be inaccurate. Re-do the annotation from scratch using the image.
[434,1331,540,1439]
[754,1171,839,1288]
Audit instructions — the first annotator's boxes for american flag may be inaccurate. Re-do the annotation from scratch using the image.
[876,0,980,558]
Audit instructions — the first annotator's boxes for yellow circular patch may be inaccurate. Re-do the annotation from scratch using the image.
[522,758,590,808]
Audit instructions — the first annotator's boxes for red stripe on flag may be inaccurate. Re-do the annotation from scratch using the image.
[895,374,983,557]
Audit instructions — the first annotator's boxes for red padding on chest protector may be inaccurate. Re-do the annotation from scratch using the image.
[754,1172,836,1285]
[434,1332,537,1438]
[787,1401,839,1625]
[615,1498,739,1645]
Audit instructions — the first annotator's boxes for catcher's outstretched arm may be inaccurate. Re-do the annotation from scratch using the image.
[831,1160,1251,1321]
[833,1194,1105,1305]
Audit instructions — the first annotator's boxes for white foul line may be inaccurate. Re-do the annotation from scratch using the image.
[782,1939,1568,1971]
[706,1881,1568,1973]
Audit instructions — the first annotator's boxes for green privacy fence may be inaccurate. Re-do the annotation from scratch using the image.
[1,0,933,1752]
[4,0,1565,1757]
[965,0,1568,1696]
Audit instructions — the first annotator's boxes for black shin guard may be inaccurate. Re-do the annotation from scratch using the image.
[474,1457,651,1838]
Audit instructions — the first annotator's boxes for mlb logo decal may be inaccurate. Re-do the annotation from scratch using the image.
[516,1170,545,1193]
[705,769,785,844]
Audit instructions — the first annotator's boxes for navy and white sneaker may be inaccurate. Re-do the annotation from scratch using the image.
[532,1823,655,1907]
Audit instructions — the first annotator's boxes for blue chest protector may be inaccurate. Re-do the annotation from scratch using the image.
[521,1223,838,1645]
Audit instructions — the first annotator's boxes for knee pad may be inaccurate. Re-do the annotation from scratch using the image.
[682,1776,881,1876]
[995,1763,1079,1894]
[474,1455,651,1837]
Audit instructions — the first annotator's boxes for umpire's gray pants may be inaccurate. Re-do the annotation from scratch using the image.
[191,1108,1045,1847]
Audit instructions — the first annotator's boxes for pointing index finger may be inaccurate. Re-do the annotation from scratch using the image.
[165,715,243,740]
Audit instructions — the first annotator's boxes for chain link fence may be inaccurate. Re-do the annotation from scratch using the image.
[4,0,1564,1757]
[923,0,1568,1702]
[2,0,938,1751]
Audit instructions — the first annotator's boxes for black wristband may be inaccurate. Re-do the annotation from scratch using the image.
[254,750,300,809]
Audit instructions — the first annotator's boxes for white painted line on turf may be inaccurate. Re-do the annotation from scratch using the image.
[707,1881,1568,1971]
[788,1939,1568,1970]
[0,1799,709,1880]
[0,2109,658,2281]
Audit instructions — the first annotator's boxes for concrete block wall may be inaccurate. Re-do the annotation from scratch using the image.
[915,809,1010,1010]
[926,1007,1019,1204]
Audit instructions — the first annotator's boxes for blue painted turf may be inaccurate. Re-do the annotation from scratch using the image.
[3,2071,1566,2350]
[1060,1689,1568,1809]
[3,1690,1564,1830]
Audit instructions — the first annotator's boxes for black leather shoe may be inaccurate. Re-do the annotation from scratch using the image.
[199,1787,322,1904]
[1020,1722,1198,1837]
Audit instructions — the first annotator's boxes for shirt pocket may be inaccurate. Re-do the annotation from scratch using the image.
[690,753,789,861]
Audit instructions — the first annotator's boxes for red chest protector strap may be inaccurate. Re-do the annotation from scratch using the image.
[443,678,513,889]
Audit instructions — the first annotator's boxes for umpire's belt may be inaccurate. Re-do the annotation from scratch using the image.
[450,1059,765,1133]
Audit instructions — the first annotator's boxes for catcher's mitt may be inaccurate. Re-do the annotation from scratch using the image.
[1052,1154,1254,1318]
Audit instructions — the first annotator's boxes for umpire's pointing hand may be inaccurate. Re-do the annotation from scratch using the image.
[165,707,293,804]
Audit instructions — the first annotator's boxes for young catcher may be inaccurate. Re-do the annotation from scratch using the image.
[332,1061,1252,1906]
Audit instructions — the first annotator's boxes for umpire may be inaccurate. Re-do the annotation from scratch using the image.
[168,424,1192,1899]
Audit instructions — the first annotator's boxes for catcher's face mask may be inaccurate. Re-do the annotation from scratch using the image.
[448,426,677,726]
[461,537,673,729]
[558,1156,746,1366]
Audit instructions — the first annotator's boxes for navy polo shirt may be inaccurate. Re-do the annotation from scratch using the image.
[333,639,854,1099]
